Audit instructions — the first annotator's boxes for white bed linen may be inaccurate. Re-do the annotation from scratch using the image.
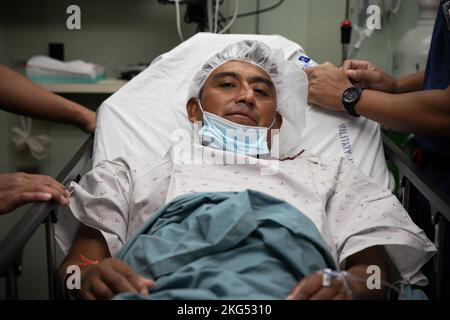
[93,32,394,190]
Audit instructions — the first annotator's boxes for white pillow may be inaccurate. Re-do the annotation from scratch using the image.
[299,106,394,190]
[94,32,393,190]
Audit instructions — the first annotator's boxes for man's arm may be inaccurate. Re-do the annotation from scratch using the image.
[344,246,392,299]
[395,71,425,94]
[0,65,96,133]
[57,224,112,281]
[57,224,154,300]
[356,87,450,137]
[57,224,111,299]
[306,64,450,137]
[287,246,392,300]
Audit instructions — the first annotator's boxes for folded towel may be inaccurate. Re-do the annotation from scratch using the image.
[26,55,106,83]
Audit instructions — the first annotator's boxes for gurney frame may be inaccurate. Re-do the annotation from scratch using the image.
[0,134,449,300]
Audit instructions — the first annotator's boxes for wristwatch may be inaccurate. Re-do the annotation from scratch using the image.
[342,87,363,117]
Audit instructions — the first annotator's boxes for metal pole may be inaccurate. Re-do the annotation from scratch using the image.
[345,0,350,20]
[45,212,58,300]
[341,0,353,63]
[5,266,18,300]
[401,176,411,213]
[207,0,214,32]
[433,214,450,300]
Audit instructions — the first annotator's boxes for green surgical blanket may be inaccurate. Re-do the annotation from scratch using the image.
[115,190,337,300]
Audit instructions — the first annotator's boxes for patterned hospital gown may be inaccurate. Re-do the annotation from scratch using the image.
[56,143,436,286]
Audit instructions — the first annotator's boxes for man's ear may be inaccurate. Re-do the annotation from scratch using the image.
[186,98,201,123]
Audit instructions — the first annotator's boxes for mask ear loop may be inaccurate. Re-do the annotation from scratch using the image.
[268,117,276,130]
[266,116,277,156]
[196,99,211,148]
[197,99,206,120]
[193,99,205,145]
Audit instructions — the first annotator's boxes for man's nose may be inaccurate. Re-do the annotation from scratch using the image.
[235,83,255,108]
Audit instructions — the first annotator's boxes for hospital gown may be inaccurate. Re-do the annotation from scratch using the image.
[56,143,436,286]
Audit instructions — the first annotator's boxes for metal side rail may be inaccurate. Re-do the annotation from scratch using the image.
[0,136,93,300]
[382,133,450,300]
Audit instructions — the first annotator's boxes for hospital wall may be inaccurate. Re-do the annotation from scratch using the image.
[0,0,420,299]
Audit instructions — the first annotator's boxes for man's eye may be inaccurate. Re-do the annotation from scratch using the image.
[254,88,268,96]
[219,82,235,88]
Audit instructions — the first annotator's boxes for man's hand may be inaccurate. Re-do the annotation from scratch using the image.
[287,271,353,300]
[342,60,398,93]
[0,172,70,215]
[72,258,154,300]
[305,62,354,112]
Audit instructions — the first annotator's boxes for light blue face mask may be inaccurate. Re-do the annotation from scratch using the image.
[197,99,276,156]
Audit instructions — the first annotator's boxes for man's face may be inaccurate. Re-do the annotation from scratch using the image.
[187,61,280,129]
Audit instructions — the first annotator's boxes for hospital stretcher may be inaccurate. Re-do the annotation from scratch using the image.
[1,33,449,300]
[0,133,448,300]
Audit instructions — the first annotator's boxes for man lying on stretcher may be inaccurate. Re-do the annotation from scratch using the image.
[57,41,435,300]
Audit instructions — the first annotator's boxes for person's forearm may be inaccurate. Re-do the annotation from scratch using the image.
[346,265,389,299]
[57,225,111,298]
[345,246,392,300]
[0,65,93,131]
[356,87,450,137]
[58,225,111,276]
[395,71,424,93]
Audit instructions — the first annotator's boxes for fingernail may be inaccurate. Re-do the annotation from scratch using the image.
[43,193,52,200]
[60,195,70,205]
[141,277,153,283]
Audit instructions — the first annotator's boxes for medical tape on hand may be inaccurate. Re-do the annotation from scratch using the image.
[320,269,353,296]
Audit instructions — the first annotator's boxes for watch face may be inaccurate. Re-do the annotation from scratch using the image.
[343,88,359,103]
